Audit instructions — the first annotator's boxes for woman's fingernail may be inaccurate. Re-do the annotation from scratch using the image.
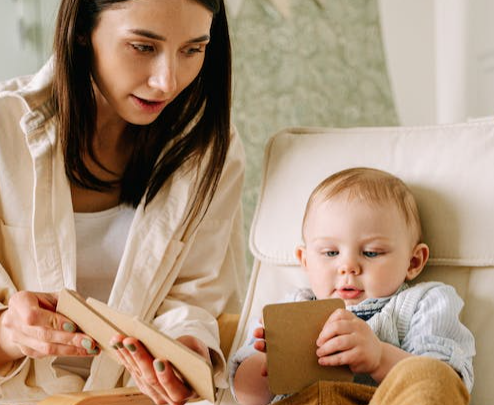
[62,322,76,332]
[82,338,93,350]
[125,343,137,352]
[87,348,99,355]
[154,360,165,372]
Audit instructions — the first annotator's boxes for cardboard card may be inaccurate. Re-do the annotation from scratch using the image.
[263,298,353,394]
[56,289,216,403]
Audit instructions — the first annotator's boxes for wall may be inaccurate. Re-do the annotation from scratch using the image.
[0,0,59,81]
[469,0,494,118]
[379,0,494,125]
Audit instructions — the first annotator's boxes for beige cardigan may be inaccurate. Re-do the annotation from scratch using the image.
[0,60,246,403]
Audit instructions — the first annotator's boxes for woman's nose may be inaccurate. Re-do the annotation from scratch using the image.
[148,57,178,94]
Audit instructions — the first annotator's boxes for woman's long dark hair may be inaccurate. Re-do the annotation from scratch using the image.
[52,0,231,222]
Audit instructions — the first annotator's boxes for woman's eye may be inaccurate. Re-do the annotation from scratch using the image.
[363,251,380,258]
[183,45,205,56]
[131,43,154,53]
[324,251,339,257]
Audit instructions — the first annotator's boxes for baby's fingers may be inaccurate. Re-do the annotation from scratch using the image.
[253,327,265,339]
[253,339,266,353]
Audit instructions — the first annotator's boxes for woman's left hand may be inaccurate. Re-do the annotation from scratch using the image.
[110,334,210,405]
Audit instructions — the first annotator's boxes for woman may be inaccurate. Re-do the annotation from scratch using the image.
[0,0,245,403]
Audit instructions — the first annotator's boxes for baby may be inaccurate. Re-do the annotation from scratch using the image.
[230,167,475,405]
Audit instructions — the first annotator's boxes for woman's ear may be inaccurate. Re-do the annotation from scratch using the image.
[406,243,430,281]
[295,245,307,270]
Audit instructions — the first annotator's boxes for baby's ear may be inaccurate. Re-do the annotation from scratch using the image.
[406,243,430,281]
[295,245,307,269]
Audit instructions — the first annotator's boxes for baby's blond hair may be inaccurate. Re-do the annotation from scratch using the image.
[302,167,423,244]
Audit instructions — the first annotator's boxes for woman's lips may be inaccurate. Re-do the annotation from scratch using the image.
[131,95,167,113]
[337,288,363,300]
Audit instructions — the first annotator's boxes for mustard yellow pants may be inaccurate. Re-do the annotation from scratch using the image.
[278,357,470,405]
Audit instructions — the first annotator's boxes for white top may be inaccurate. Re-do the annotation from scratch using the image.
[53,205,135,378]
[74,205,135,303]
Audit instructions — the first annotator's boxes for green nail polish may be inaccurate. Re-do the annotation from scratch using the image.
[154,360,165,372]
[125,343,137,352]
[63,322,76,333]
[82,338,93,350]
[87,348,99,355]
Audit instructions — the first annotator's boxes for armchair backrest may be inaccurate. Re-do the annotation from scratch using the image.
[224,119,494,405]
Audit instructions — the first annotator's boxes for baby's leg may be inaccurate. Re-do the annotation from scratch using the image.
[370,356,469,405]
[277,381,375,405]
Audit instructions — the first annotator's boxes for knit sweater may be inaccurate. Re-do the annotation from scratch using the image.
[229,281,475,401]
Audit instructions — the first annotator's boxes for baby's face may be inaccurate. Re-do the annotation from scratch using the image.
[297,195,418,306]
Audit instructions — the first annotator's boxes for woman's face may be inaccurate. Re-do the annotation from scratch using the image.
[90,0,213,126]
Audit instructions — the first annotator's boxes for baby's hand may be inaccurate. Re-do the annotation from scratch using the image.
[252,325,268,376]
[252,326,266,352]
[315,308,382,375]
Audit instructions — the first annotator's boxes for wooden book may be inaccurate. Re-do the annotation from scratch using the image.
[37,387,153,405]
[56,289,216,403]
[263,298,353,394]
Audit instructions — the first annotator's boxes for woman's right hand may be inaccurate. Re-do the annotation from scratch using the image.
[0,291,99,363]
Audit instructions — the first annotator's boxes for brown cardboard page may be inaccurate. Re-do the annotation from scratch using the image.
[263,298,353,395]
[56,289,215,403]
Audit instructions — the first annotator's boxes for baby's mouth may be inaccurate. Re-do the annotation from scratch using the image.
[337,287,363,300]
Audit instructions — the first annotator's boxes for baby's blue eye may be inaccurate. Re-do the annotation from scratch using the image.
[324,251,339,257]
[363,251,379,258]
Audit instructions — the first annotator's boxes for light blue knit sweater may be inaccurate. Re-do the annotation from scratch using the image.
[229,281,475,401]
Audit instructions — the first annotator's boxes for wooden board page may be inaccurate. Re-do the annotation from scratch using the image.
[56,289,215,402]
[263,298,353,394]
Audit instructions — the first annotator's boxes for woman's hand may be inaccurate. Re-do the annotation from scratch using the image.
[0,291,99,363]
[110,334,211,405]
[315,308,382,375]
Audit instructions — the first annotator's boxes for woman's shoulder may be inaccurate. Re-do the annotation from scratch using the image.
[0,59,56,140]
[0,74,34,94]
[0,58,54,109]
[227,125,246,161]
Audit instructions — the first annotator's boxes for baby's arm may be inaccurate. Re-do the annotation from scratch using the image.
[316,308,412,382]
[230,322,274,405]
[401,283,475,391]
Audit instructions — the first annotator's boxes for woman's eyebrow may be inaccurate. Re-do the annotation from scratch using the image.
[128,28,165,40]
[127,29,210,43]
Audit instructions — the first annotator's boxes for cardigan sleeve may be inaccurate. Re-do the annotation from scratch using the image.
[400,283,476,392]
[152,128,246,388]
